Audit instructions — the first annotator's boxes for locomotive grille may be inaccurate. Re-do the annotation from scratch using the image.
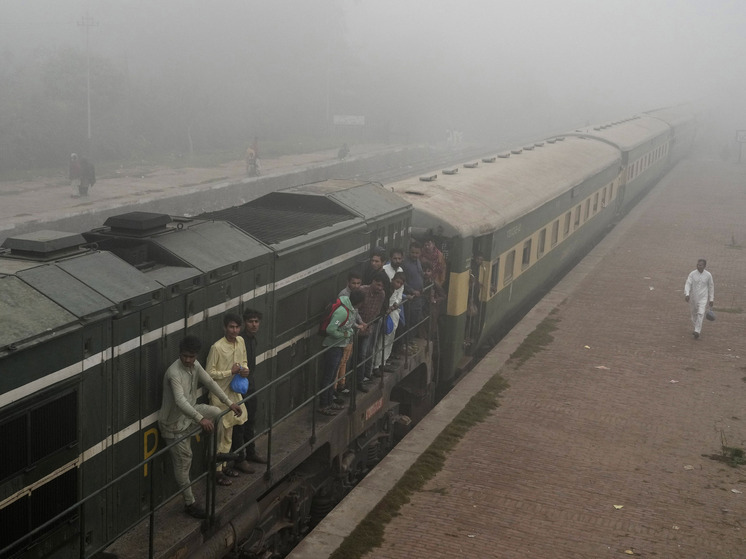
[29,391,77,462]
[200,193,355,245]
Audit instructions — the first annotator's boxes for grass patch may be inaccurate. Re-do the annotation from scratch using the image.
[704,431,746,467]
[508,309,561,368]
[329,373,509,559]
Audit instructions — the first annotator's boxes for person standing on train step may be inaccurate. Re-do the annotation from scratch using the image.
[320,290,365,415]
[362,247,387,285]
[336,272,365,395]
[158,335,242,519]
[206,313,249,485]
[684,258,714,339]
[357,273,387,391]
[401,240,425,353]
[231,309,266,474]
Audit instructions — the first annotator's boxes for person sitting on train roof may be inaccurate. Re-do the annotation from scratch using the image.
[158,335,242,519]
[320,289,365,416]
[231,309,267,473]
[206,313,250,485]
[356,273,388,392]
[336,271,365,396]
[420,238,447,286]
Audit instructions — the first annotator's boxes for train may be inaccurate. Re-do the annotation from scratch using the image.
[0,104,696,559]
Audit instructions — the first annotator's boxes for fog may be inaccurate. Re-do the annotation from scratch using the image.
[2,0,745,166]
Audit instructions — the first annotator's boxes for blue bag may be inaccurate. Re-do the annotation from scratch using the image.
[385,314,395,335]
[230,374,249,395]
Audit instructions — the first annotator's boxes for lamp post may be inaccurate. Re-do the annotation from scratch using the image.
[77,13,98,153]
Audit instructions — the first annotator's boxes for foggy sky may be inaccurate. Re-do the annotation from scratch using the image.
[2,0,745,144]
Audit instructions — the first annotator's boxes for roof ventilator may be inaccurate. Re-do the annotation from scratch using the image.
[498,152,511,158]
[419,175,437,182]
[1,230,87,261]
[463,162,479,168]
[482,156,496,163]
[511,149,523,155]
[442,168,459,175]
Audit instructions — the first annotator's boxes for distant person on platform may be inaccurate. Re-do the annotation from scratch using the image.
[158,335,242,519]
[684,258,714,339]
[245,146,260,176]
[69,153,95,197]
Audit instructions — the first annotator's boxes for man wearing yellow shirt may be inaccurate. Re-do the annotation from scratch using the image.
[206,313,250,484]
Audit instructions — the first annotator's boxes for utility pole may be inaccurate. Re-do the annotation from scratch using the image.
[77,13,98,154]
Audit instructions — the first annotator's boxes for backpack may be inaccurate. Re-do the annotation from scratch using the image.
[318,298,349,336]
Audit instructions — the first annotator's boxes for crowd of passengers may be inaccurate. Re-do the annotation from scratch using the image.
[157,239,447,519]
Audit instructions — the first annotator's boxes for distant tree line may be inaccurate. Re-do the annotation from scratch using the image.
[0,40,384,175]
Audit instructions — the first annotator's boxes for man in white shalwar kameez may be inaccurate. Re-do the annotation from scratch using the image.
[684,259,714,339]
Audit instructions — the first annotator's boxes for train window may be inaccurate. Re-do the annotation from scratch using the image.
[593,193,599,213]
[584,199,590,221]
[609,183,614,199]
[503,250,515,285]
[490,259,499,296]
[521,240,532,270]
[537,229,546,258]
[563,212,571,238]
[551,220,559,247]
[573,206,581,229]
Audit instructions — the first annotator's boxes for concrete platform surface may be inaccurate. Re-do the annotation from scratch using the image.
[290,156,746,559]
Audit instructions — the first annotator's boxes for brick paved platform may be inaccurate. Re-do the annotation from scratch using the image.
[291,156,746,559]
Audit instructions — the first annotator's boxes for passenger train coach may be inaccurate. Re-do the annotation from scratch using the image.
[390,105,697,385]
[0,105,695,559]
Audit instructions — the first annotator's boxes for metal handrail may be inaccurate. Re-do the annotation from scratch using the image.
[3,292,435,559]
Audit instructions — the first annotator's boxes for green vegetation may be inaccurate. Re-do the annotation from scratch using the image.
[704,431,746,467]
[508,309,561,368]
[329,373,509,559]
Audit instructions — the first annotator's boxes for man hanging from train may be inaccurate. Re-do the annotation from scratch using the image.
[230,309,267,473]
[158,335,242,519]
[684,258,715,339]
[206,313,250,485]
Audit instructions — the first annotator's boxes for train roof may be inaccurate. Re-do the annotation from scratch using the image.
[644,104,697,128]
[1,230,162,321]
[0,275,78,350]
[390,136,621,238]
[199,180,409,249]
[284,179,411,219]
[569,115,670,151]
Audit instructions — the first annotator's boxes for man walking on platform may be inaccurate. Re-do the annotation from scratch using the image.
[684,258,714,339]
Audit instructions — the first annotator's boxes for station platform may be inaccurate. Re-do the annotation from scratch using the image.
[0,144,416,244]
[290,156,746,559]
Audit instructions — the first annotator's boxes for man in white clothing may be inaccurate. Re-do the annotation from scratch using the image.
[684,258,714,339]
